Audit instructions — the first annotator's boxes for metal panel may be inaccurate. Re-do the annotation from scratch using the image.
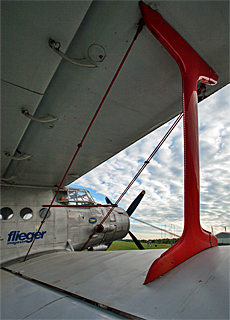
[1,82,43,176]
[3,246,229,319]
[1,1,229,187]
[1,1,92,93]
[0,186,58,262]
[1,269,126,319]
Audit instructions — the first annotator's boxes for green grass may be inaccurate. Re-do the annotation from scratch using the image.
[107,241,171,251]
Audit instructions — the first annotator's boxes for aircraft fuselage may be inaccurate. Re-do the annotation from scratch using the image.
[0,186,130,263]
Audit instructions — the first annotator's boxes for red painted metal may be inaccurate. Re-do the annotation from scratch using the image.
[139,1,218,284]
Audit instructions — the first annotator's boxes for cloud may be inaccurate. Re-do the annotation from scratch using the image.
[199,84,230,233]
[71,85,230,238]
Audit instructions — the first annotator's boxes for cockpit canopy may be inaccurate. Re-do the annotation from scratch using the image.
[57,187,95,205]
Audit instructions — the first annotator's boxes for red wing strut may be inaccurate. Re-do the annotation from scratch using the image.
[139,1,218,284]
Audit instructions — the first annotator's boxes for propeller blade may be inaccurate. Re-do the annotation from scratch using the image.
[129,231,144,250]
[126,190,145,216]
[105,197,113,204]
[107,241,113,249]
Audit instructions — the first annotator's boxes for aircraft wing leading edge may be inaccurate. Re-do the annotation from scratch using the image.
[1,1,229,187]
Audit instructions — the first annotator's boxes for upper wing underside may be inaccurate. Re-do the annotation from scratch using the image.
[1,0,229,187]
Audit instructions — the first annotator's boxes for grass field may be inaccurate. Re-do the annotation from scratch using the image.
[107,241,171,251]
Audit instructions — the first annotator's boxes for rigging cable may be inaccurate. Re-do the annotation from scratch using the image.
[80,112,183,251]
[130,216,180,238]
[23,20,144,261]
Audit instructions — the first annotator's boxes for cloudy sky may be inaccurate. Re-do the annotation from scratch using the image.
[70,84,229,239]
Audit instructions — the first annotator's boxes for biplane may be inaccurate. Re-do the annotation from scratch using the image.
[1,1,229,319]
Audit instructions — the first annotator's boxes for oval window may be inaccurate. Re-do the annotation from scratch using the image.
[0,207,14,220]
[20,207,33,220]
[39,208,51,219]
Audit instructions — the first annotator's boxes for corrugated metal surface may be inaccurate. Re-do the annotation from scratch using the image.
[1,1,229,187]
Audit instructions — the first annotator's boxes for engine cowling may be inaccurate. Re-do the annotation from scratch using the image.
[69,207,130,251]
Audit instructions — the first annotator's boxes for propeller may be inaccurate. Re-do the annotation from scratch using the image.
[128,231,144,250]
[105,190,145,250]
[105,197,113,205]
[126,190,145,217]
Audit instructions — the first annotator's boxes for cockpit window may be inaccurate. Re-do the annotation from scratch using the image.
[67,189,95,205]
[0,207,14,220]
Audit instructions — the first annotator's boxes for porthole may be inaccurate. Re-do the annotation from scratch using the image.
[39,208,51,219]
[0,207,14,220]
[20,207,33,220]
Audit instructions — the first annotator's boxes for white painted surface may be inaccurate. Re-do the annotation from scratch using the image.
[3,246,229,319]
